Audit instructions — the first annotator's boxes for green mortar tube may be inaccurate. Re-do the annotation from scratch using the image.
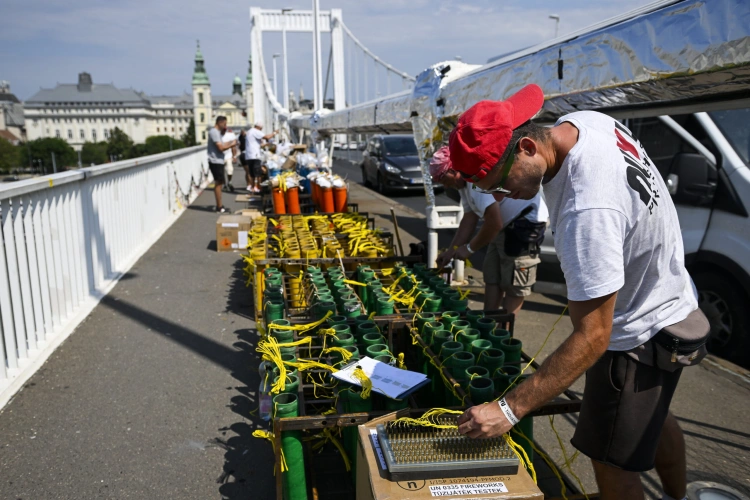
[375,298,394,316]
[440,311,460,332]
[468,376,495,404]
[273,373,300,395]
[366,343,390,358]
[487,328,511,349]
[455,327,480,351]
[465,310,484,329]
[500,338,523,367]
[476,317,497,339]
[415,312,437,333]
[470,339,492,358]
[477,348,505,375]
[362,332,385,347]
[273,393,307,500]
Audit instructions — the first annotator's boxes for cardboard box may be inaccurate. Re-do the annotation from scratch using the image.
[215,215,253,252]
[235,209,263,219]
[356,413,543,500]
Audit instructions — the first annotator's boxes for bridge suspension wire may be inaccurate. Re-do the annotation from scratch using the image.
[340,20,415,104]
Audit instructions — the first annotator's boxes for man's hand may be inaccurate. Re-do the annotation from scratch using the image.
[457,402,513,439]
[454,244,473,261]
[435,248,456,268]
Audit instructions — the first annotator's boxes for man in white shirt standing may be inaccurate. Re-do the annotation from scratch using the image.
[245,122,277,193]
[206,116,237,213]
[431,146,548,315]
[449,84,709,500]
[221,127,238,193]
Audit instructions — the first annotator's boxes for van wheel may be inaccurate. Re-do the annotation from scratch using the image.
[361,164,371,187]
[693,271,750,368]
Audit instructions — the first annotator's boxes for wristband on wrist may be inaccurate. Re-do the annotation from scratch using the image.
[498,397,519,426]
[465,242,475,254]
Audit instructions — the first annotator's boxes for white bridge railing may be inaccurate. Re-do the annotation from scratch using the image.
[0,145,209,407]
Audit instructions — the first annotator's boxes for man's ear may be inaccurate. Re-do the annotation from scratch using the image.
[518,137,537,157]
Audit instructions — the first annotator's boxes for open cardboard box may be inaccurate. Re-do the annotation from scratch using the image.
[356,412,543,500]
[215,214,254,252]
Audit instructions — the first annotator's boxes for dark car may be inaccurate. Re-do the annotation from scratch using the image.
[361,135,425,193]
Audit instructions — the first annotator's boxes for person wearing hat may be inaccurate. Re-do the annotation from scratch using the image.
[430,146,548,315]
[452,84,709,500]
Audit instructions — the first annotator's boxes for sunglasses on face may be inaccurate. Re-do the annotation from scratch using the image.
[471,140,519,195]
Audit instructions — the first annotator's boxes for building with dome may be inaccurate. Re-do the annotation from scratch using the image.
[23,41,254,150]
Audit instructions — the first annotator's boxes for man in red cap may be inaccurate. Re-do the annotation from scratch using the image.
[453,84,709,500]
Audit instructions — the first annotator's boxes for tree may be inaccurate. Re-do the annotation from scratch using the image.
[0,138,20,172]
[144,135,185,155]
[80,141,108,166]
[130,144,148,158]
[180,118,197,146]
[106,127,134,160]
[20,137,77,172]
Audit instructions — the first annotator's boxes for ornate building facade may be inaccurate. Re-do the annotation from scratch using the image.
[23,41,254,150]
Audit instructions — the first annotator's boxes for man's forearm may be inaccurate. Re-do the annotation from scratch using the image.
[450,214,478,249]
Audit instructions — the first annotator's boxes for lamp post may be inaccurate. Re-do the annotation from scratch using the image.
[281,8,293,110]
[549,14,560,38]
[312,0,323,110]
[272,53,281,101]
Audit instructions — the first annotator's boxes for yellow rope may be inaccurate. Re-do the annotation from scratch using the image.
[252,430,288,473]
[352,366,372,399]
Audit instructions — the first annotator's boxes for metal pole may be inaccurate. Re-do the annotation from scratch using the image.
[549,14,560,38]
[272,54,280,100]
[312,0,323,110]
[281,9,292,110]
[78,150,82,168]
[51,151,57,173]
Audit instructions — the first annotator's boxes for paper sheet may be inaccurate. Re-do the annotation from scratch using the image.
[332,356,429,400]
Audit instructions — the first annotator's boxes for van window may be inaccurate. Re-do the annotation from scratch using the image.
[708,108,750,165]
[628,117,698,179]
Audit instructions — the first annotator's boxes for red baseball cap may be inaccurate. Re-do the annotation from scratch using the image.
[448,84,544,182]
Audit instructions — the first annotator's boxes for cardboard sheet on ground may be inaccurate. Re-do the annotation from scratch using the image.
[332,356,429,400]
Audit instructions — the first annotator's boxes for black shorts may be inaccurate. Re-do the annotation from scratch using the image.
[247,159,263,177]
[240,156,249,167]
[571,348,682,472]
[209,162,225,184]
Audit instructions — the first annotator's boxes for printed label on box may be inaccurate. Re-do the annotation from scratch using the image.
[238,231,248,249]
[222,223,239,228]
[369,429,387,470]
[429,482,509,497]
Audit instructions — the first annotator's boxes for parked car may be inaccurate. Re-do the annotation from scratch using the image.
[537,108,750,366]
[361,134,425,193]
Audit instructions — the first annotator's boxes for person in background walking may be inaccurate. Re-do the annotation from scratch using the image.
[222,127,238,193]
[245,122,278,194]
[207,116,237,213]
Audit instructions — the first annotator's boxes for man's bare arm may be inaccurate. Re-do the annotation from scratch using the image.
[506,292,615,416]
[457,292,616,438]
[216,139,237,152]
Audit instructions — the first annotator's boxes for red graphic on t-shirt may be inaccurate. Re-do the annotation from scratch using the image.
[615,129,640,160]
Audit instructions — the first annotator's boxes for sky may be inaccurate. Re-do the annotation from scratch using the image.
[1,0,655,102]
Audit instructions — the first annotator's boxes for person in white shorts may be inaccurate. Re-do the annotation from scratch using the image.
[222,128,238,192]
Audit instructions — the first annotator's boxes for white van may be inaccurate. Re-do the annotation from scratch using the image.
[538,108,750,366]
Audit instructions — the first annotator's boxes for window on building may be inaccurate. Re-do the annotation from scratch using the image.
[68,129,73,140]
[198,93,204,105]
[200,113,205,123]
[80,129,85,140]
[56,130,61,138]
[92,130,97,141]
[171,127,174,132]
[202,130,206,140]
[157,128,160,132]
[104,129,109,139]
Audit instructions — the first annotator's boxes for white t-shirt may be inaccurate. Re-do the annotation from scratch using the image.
[459,184,496,218]
[544,110,698,351]
[459,185,548,226]
[245,128,265,160]
[222,131,236,161]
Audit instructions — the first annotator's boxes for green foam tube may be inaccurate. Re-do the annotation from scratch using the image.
[500,338,523,366]
[273,393,307,500]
